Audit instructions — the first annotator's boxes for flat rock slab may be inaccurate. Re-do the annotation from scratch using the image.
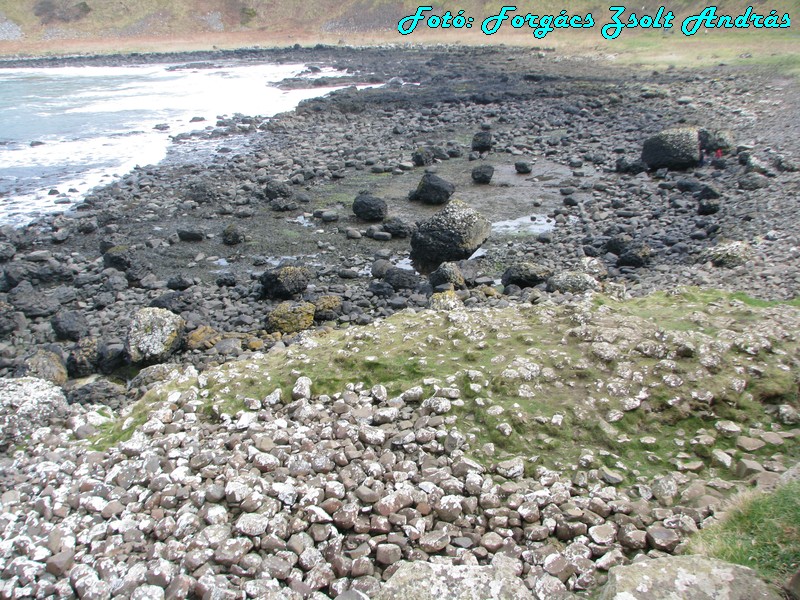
[598,556,782,600]
[375,559,535,600]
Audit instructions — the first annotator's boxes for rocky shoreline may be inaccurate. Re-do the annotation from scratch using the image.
[0,44,798,599]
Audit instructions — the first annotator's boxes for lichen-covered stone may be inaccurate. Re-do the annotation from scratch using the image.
[313,295,343,322]
[411,200,491,271]
[18,349,68,386]
[701,241,753,268]
[375,557,534,600]
[126,307,185,364]
[598,556,782,600]
[267,302,315,334]
[546,271,600,294]
[428,290,463,311]
[0,377,68,451]
[429,262,466,289]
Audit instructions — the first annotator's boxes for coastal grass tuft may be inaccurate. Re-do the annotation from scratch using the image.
[688,482,800,587]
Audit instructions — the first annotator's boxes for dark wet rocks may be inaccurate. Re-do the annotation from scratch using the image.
[382,217,414,239]
[177,228,206,242]
[408,173,455,205]
[382,267,421,291]
[352,192,388,222]
[471,164,495,184]
[7,281,61,318]
[260,266,312,300]
[51,310,89,341]
[641,127,701,170]
[515,161,533,174]
[221,223,244,246]
[502,263,552,289]
[472,131,493,153]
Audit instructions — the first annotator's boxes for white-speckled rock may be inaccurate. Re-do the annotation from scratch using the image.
[126,307,185,363]
[375,555,536,600]
[598,556,782,600]
[0,377,67,451]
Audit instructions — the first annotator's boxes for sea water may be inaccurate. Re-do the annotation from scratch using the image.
[0,61,351,226]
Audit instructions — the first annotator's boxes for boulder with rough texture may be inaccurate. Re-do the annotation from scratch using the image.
[471,164,494,184]
[18,349,68,386]
[313,295,343,322]
[8,281,60,317]
[641,127,701,170]
[428,290,463,310]
[699,128,735,153]
[701,241,753,268]
[429,262,466,289]
[0,301,22,337]
[222,223,244,246]
[383,217,414,239]
[411,200,491,271]
[51,310,89,341]
[472,131,493,152]
[598,556,782,600]
[502,262,552,288]
[383,267,420,291]
[126,307,185,364]
[260,266,312,300]
[409,173,455,205]
[352,193,388,222]
[267,302,316,334]
[0,377,68,451]
[546,271,600,294]
[375,557,534,600]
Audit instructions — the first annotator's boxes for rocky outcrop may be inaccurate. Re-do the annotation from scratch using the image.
[410,200,491,271]
[125,307,185,364]
[599,556,783,600]
[0,377,68,451]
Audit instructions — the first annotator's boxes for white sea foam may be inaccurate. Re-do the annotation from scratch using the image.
[0,62,357,227]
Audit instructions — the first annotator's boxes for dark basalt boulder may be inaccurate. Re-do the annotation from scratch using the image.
[641,127,701,170]
[352,193,388,222]
[409,173,455,206]
[260,266,312,300]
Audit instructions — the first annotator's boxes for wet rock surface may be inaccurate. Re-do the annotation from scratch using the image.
[0,44,798,599]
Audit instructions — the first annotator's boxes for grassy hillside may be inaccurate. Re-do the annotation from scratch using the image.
[0,0,797,55]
